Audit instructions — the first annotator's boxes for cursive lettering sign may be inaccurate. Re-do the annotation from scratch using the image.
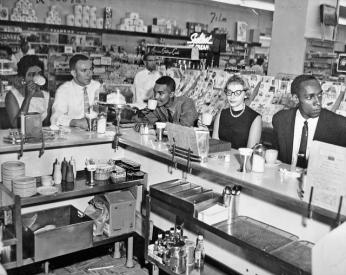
[187,33,213,46]
[151,46,180,56]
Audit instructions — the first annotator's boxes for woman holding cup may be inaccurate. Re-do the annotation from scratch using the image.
[5,55,51,128]
[212,75,262,149]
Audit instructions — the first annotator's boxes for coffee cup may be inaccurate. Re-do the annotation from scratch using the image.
[265,149,278,164]
[148,99,158,110]
[201,113,213,126]
[41,175,53,186]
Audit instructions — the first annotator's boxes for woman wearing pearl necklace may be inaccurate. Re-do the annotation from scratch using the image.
[212,75,262,149]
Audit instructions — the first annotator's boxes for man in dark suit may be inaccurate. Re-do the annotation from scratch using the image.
[272,74,346,166]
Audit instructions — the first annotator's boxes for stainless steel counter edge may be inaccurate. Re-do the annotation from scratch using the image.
[0,128,342,224]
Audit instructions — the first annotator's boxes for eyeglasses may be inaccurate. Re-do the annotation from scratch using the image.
[225,90,245,97]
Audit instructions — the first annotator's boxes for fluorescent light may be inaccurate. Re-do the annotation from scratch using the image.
[209,0,275,12]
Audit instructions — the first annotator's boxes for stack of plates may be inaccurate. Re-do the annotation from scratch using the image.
[12,176,37,197]
[1,161,25,192]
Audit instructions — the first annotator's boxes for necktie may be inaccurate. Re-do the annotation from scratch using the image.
[296,120,308,168]
[83,86,90,113]
[167,109,173,123]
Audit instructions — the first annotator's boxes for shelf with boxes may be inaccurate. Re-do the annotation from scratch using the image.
[0,19,189,41]
[304,38,337,77]
[1,166,146,270]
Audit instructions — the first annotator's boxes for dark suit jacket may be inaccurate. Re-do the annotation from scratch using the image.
[272,108,346,164]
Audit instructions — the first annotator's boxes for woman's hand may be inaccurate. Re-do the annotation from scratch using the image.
[24,81,40,99]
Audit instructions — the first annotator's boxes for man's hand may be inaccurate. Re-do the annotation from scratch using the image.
[134,123,141,132]
[70,118,89,129]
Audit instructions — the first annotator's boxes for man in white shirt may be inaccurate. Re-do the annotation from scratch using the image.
[272,74,346,167]
[51,54,101,129]
[132,52,161,105]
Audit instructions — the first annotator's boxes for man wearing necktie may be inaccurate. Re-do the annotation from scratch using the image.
[135,76,198,128]
[272,74,346,168]
[51,54,101,129]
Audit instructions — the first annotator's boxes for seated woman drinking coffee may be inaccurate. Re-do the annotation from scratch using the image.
[212,75,262,149]
[5,55,50,128]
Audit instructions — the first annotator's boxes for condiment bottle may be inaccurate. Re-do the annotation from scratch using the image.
[61,158,68,181]
[97,114,106,134]
[70,157,76,180]
[53,161,62,185]
[66,163,74,183]
[194,235,205,270]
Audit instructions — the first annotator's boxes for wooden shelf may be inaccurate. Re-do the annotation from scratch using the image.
[0,20,188,41]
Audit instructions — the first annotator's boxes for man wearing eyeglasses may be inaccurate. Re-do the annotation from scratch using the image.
[51,54,101,129]
[132,52,161,106]
[272,74,346,167]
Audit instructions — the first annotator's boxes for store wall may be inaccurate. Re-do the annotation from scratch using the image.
[268,0,309,76]
[305,0,338,41]
[2,0,273,42]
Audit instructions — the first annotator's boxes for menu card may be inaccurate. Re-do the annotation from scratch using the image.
[306,141,346,214]
[166,123,209,157]
[312,221,346,275]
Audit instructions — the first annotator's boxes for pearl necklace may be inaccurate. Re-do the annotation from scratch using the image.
[230,104,245,118]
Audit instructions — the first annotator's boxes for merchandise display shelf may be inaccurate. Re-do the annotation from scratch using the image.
[0,20,189,41]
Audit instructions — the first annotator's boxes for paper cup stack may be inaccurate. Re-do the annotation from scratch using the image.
[12,176,37,197]
[1,161,25,192]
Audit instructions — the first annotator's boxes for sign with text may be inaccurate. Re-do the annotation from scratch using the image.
[306,141,346,214]
[147,44,192,59]
[187,32,213,51]
[337,54,346,73]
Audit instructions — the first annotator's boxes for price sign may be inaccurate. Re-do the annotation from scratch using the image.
[64,46,73,54]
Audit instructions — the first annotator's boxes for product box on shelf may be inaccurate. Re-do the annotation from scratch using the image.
[22,205,93,261]
[103,190,136,237]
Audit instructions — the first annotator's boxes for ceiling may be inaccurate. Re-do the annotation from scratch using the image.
[209,0,275,12]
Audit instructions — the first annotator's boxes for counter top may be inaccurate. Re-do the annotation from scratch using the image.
[0,127,116,154]
[118,129,344,224]
[0,127,341,224]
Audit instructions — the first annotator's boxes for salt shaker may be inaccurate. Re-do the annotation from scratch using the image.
[252,143,265,173]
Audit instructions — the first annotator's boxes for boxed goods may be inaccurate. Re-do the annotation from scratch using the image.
[102,190,136,237]
[110,165,126,183]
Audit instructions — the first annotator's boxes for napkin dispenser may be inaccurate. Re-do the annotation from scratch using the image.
[23,112,42,140]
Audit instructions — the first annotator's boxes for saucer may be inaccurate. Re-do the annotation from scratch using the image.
[37,186,58,196]
[265,160,282,167]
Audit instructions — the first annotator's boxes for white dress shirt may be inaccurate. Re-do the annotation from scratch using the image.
[291,110,319,166]
[132,68,161,104]
[51,79,101,126]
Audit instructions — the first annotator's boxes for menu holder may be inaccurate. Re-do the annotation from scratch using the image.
[166,123,209,163]
[306,141,346,216]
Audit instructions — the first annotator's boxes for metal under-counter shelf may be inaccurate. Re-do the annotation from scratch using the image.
[145,179,313,275]
[1,171,147,270]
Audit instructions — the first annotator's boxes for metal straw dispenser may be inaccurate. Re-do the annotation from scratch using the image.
[22,112,42,141]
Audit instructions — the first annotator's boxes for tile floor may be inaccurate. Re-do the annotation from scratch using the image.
[38,255,149,275]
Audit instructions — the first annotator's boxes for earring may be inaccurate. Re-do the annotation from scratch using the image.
[21,79,26,85]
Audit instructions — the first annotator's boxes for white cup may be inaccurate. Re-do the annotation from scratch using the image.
[148,99,158,110]
[201,113,213,126]
[155,122,166,129]
[33,75,46,86]
[265,149,278,164]
[41,175,53,186]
